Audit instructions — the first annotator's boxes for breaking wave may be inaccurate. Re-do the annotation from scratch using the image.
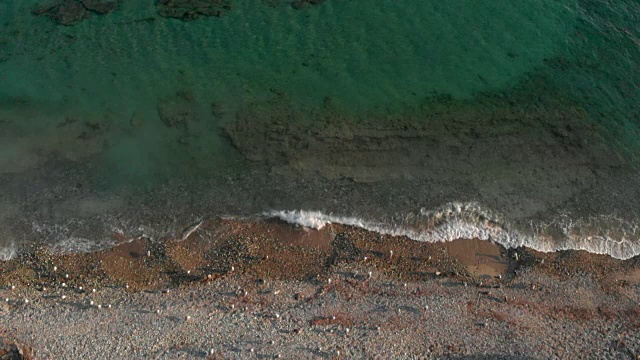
[266,202,640,260]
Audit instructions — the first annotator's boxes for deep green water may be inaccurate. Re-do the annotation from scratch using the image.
[0,0,639,259]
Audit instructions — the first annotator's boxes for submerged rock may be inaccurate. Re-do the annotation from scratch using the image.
[157,90,198,129]
[32,0,118,25]
[156,0,232,21]
[291,0,326,10]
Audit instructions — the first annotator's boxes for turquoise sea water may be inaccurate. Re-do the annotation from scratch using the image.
[0,0,639,259]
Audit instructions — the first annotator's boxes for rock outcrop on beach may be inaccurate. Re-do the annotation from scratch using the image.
[156,0,232,21]
[32,0,118,25]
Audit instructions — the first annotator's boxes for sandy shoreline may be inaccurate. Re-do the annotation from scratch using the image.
[0,218,639,359]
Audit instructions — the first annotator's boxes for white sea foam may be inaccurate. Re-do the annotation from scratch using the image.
[0,242,17,261]
[265,202,640,260]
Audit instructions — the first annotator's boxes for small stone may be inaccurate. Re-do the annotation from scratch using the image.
[275,313,280,319]
[403,283,407,287]
[24,298,29,304]
[147,250,151,257]
[435,271,441,276]
[53,266,57,271]
[97,304,102,309]
[65,274,69,279]
[62,283,67,287]
[187,270,191,274]
[250,348,254,353]
[186,315,191,321]
[92,288,96,293]
[10,285,15,290]
[4,298,8,302]
[78,286,83,291]
[345,328,349,334]
[331,316,336,320]
[156,309,161,314]
[61,295,66,299]
[327,278,332,284]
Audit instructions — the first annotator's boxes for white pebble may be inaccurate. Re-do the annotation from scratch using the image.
[327,278,332,284]
[24,299,29,304]
[156,309,161,314]
[97,304,102,309]
[107,304,112,309]
[62,283,67,287]
[250,348,254,353]
[10,285,15,290]
[147,250,151,257]
[186,315,191,321]
[53,266,57,271]
[187,270,191,274]
[65,274,69,279]
[92,288,96,293]
[275,313,280,319]
[78,286,83,291]
[61,295,66,299]
[230,266,234,272]
[4,298,8,302]
[90,301,94,306]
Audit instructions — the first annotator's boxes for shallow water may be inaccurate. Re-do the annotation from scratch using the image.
[0,0,639,259]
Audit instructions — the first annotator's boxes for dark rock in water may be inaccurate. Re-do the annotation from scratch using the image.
[82,0,117,14]
[156,0,232,21]
[32,0,89,25]
[32,0,118,25]
[291,0,326,10]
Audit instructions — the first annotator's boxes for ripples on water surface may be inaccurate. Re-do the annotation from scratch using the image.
[0,0,639,259]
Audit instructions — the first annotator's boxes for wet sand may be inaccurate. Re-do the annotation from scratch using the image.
[0,218,639,359]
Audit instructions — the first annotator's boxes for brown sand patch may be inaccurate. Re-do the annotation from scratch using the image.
[97,238,169,290]
[444,239,508,278]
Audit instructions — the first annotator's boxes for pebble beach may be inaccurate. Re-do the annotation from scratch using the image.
[1,219,639,359]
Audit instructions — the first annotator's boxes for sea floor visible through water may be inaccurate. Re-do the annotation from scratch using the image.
[0,1,640,262]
